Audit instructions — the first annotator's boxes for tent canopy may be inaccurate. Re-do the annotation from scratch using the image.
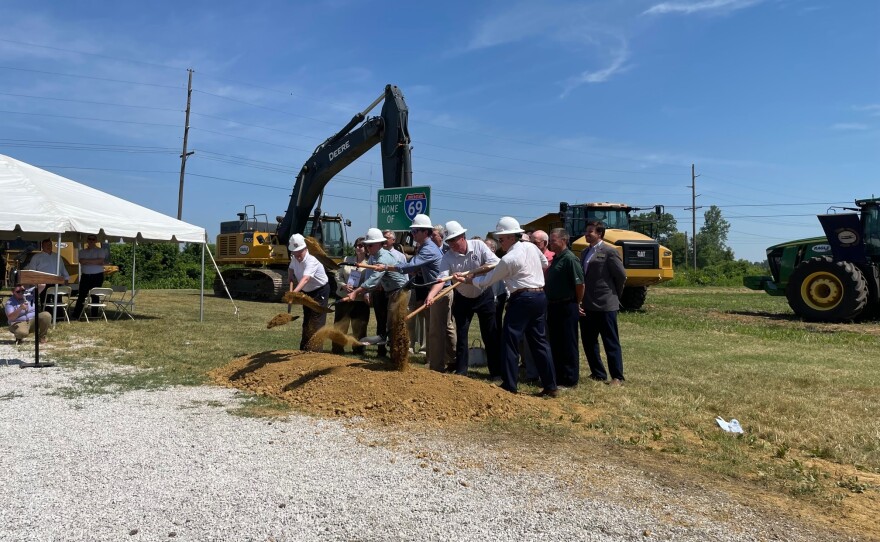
[0,154,205,243]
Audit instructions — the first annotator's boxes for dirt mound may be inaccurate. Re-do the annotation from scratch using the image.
[210,350,583,426]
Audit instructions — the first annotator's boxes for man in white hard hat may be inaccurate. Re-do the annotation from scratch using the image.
[427,221,500,376]
[373,214,449,371]
[342,228,409,354]
[452,216,557,397]
[288,233,330,351]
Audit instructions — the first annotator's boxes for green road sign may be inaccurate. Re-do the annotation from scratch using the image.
[377,186,431,230]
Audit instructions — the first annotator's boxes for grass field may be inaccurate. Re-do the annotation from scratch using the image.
[25,286,880,524]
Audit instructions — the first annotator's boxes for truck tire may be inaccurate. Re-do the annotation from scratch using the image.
[785,257,868,322]
[620,286,648,311]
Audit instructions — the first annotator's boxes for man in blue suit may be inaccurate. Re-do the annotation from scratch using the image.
[579,221,627,385]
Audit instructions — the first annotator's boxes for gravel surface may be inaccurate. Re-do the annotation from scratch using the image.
[0,343,855,541]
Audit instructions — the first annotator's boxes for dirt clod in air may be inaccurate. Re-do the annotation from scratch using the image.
[306,325,361,351]
[267,313,299,329]
[282,291,332,313]
[389,292,410,371]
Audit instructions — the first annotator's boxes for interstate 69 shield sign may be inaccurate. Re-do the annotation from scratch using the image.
[377,186,431,230]
[404,192,427,221]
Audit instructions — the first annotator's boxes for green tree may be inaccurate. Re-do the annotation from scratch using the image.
[631,211,678,243]
[665,231,690,268]
[108,242,216,289]
[694,205,734,268]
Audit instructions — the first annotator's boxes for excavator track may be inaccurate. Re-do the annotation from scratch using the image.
[215,268,287,302]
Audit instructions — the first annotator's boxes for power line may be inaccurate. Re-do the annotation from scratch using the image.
[0,91,181,112]
[0,65,182,90]
[0,38,186,73]
[0,109,179,128]
[192,89,338,126]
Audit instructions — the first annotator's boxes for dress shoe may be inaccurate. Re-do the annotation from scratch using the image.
[534,388,559,398]
[605,378,624,386]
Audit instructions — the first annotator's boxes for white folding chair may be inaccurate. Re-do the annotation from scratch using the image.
[110,285,137,320]
[44,285,72,324]
[79,287,113,322]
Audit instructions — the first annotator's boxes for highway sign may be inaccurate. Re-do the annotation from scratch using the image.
[377,186,431,230]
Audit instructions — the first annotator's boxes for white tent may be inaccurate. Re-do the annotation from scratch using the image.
[0,154,208,320]
[0,154,204,243]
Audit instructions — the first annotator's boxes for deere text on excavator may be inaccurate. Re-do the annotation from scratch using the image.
[214,84,412,301]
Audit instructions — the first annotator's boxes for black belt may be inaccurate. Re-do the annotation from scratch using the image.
[510,287,544,298]
[547,297,575,304]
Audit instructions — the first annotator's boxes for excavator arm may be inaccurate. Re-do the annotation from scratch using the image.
[277,84,412,245]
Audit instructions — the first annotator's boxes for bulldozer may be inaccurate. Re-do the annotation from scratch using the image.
[522,202,674,310]
[744,197,880,322]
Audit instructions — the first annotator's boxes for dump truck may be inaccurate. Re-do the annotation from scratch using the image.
[523,202,674,310]
[744,197,880,322]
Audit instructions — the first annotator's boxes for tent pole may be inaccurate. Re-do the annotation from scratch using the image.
[200,238,205,322]
[131,242,136,313]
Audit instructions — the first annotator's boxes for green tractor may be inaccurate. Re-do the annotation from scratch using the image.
[744,197,880,322]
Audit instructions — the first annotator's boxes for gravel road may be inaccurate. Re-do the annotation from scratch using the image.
[0,343,857,541]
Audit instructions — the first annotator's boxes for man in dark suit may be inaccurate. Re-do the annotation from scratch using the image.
[579,221,627,385]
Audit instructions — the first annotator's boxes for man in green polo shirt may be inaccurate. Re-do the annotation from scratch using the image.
[545,228,585,387]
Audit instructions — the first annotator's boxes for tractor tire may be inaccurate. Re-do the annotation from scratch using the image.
[785,256,868,322]
[620,286,648,311]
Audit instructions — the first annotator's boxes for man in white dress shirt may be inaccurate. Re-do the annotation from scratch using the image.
[453,217,557,397]
[288,234,329,351]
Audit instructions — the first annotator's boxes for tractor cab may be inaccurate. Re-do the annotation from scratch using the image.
[857,198,880,258]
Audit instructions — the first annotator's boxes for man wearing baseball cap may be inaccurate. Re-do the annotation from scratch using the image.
[426,220,500,376]
[452,216,557,397]
[288,233,329,351]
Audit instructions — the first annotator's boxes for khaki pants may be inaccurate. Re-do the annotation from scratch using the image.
[426,294,456,371]
[9,312,52,343]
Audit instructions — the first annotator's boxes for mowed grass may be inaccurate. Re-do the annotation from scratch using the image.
[36,287,880,505]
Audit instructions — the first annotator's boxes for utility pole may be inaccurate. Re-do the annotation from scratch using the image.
[685,163,701,270]
[177,68,194,220]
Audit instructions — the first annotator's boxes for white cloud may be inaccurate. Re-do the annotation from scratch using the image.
[560,41,630,96]
[831,123,869,131]
[853,104,880,117]
[643,0,763,16]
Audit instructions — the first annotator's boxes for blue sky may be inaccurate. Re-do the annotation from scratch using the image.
[1,0,877,263]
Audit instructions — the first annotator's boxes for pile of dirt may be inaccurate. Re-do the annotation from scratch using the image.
[210,350,584,426]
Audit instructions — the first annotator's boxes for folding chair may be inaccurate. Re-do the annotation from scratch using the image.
[44,285,72,323]
[79,287,113,322]
[110,285,137,320]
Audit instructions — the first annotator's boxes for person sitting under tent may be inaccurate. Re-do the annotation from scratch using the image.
[5,286,51,345]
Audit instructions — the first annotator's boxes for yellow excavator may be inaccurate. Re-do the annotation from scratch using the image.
[213,84,412,301]
[523,202,674,310]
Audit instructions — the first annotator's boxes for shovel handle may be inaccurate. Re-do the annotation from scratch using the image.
[405,282,461,321]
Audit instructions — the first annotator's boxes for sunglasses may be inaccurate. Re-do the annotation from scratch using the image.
[355,244,365,248]
[13,288,24,294]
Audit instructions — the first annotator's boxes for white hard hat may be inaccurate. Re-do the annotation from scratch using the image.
[410,213,432,229]
[288,233,307,252]
[363,228,385,244]
[444,220,467,241]
[494,216,524,235]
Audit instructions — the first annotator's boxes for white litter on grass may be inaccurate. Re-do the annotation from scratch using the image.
[716,416,744,434]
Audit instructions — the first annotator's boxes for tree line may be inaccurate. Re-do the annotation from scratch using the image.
[631,205,767,286]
